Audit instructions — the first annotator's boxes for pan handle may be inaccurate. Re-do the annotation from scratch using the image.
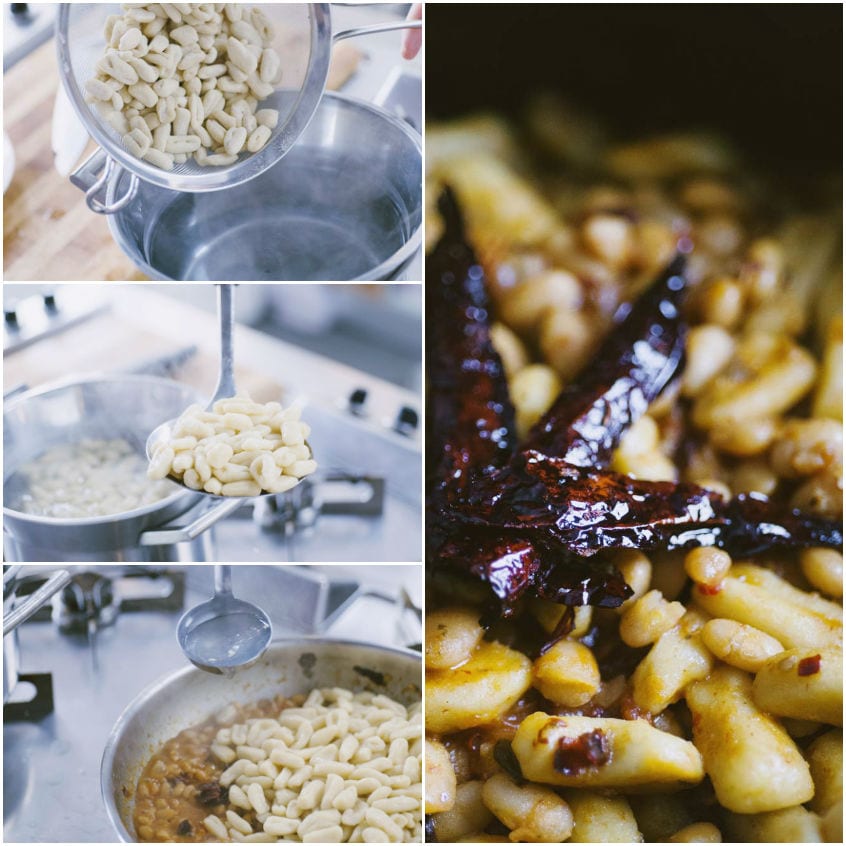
[333,19,421,43]
[70,149,139,215]
[139,497,245,546]
[3,570,71,636]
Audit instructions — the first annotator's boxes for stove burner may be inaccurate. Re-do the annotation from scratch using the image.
[57,573,117,635]
[15,569,186,624]
[120,570,185,613]
[253,474,386,539]
[3,672,54,722]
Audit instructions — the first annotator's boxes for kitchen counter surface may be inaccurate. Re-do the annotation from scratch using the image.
[4,284,421,434]
[3,36,142,281]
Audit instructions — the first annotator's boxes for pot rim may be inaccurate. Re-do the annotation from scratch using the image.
[106,92,423,282]
[3,373,202,526]
[100,636,422,842]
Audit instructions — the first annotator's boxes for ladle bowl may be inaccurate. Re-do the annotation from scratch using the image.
[176,565,272,675]
[146,285,315,501]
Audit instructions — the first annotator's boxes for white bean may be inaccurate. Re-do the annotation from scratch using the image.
[246,124,271,153]
[224,125,247,155]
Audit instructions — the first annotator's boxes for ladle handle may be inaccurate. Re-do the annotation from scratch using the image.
[212,284,236,403]
[215,565,233,598]
[333,19,421,43]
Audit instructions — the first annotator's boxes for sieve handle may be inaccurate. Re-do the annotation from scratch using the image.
[70,149,139,215]
[333,19,421,43]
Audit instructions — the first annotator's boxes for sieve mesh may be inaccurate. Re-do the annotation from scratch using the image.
[57,3,332,192]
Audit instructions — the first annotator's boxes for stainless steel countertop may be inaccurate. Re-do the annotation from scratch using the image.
[3,564,422,842]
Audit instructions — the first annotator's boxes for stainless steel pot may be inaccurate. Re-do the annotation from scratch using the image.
[101,638,421,841]
[3,376,240,561]
[95,93,421,281]
[3,567,72,702]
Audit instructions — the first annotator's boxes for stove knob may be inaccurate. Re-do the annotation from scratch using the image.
[5,309,18,326]
[348,387,368,416]
[11,4,29,14]
[394,405,419,436]
[43,293,57,312]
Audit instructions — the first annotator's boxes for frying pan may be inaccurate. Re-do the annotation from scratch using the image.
[101,638,421,841]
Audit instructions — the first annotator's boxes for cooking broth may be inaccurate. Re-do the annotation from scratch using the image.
[6,438,174,519]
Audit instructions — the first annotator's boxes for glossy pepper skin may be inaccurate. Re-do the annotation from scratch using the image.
[426,189,634,609]
[434,529,631,608]
[427,193,689,607]
[447,454,843,556]
[426,187,516,502]
[521,255,688,468]
[426,188,544,608]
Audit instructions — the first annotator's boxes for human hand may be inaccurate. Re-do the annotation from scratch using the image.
[402,4,422,60]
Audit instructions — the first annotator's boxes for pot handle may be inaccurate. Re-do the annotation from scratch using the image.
[139,497,245,547]
[70,149,139,215]
[3,570,72,636]
[333,19,421,43]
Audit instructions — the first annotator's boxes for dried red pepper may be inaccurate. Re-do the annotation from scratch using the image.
[426,187,516,500]
[522,255,687,468]
[426,190,631,608]
[428,193,690,606]
[434,528,631,609]
[445,454,843,556]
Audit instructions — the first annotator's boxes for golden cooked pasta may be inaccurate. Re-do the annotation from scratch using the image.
[426,101,842,843]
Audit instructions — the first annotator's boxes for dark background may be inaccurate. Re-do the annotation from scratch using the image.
[426,3,842,174]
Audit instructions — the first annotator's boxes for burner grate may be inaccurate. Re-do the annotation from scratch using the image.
[3,672,53,722]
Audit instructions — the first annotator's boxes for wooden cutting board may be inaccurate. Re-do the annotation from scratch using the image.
[3,39,363,282]
[3,39,145,282]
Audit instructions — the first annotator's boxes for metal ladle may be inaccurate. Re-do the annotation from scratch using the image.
[177,565,272,676]
[146,283,236,472]
[146,284,312,500]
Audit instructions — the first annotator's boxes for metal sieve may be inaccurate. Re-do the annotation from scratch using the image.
[57,3,420,213]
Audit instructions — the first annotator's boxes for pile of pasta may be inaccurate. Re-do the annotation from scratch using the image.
[203,688,423,843]
[426,103,842,843]
[148,395,316,497]
[85,3,283,171]
[13,438,173,518]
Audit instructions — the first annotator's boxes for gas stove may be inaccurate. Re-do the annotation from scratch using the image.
[210,396,421,562]
[3,564,421,842]
[3,285,423,564]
